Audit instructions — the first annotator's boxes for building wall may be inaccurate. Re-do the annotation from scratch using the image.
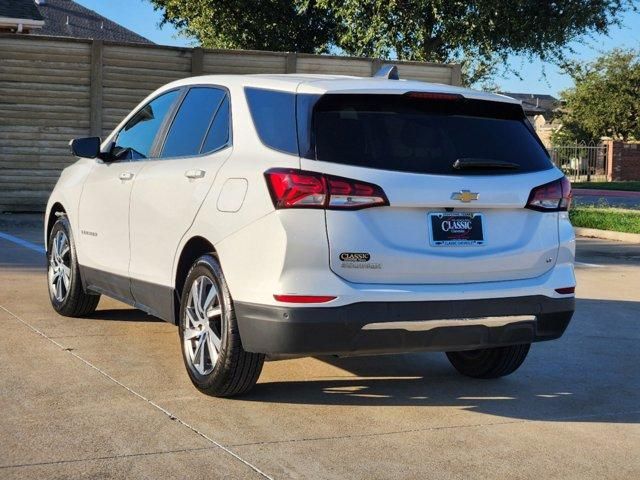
[0,34,461,212]
[533,114,560,149]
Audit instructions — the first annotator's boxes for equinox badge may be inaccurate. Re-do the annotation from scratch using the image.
[451,190,479,202]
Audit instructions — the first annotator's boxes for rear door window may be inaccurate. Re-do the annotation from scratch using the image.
[161,87,227,158]
[312,94,553,175]
[201,95,230,153]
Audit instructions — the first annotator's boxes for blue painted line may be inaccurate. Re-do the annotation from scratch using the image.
[0,232,45,254]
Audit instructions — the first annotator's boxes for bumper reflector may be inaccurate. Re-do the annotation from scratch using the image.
[555,287,575,295]
[273,295,336,304]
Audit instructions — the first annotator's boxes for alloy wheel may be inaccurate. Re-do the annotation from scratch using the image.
[183,275,223,376]
[48,230,71,303]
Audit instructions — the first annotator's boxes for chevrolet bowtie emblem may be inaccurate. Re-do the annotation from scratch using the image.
[451,190,479,202]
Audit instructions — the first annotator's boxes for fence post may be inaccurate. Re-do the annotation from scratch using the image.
[89,39,103,137]
[451,64,462,86]
[285,52,297,73]
[191,47,204,75]
[371,58,383,76]
[586,143,592,182]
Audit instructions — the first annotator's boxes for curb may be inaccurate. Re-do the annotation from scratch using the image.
[575,227,640,243]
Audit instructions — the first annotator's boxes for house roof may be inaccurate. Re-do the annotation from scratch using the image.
[0,0,43,21]
[503,93,558,102]
[519,101,547,115]
[3,0,152,43]
[35,0,152,43]
[501,92,560,116]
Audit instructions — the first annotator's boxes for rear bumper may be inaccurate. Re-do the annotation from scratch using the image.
[235,295,574,355]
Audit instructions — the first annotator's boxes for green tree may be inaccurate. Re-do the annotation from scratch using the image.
[552,49,640,144]
[149,0,334,53]
[149,0,636,84]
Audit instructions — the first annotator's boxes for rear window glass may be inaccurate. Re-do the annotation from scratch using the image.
[312,94,552,175]
[245,88,297,154]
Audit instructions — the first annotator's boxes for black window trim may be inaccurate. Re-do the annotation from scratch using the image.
[197,91,228,154]
[155,83,233,161]
[150,87,188,159]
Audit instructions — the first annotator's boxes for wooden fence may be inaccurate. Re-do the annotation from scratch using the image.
[0,34,461,212]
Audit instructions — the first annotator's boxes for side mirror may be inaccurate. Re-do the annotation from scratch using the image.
[69,137,101,159]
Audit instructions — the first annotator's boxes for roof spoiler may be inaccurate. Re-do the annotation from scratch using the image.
[373,64,399,80]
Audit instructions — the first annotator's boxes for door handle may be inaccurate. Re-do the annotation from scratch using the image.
[185,169,206,180]
[119,172,134,181]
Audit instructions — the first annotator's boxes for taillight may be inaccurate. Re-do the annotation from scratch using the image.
[526,177,572,212]
[264,169,388,210]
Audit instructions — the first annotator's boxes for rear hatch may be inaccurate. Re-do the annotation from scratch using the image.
[300,92,563,284]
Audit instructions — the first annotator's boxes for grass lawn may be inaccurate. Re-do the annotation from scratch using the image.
[570,206,640,234]
[571,181,640,192]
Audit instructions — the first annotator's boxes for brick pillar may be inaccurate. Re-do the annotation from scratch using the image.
[603,139,614,182]
[611,141,623,181]
[606,141,640,181]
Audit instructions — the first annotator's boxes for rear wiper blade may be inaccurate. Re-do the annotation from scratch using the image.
[452,158,520,170]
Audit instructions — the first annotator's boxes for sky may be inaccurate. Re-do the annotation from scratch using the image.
[76,0,639,97]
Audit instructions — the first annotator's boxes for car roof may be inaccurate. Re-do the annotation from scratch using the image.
[159,73,520,105]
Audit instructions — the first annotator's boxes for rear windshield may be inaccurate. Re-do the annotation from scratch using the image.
[312,94,553,175]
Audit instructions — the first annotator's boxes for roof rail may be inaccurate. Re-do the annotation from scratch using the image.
[373,64,399,80]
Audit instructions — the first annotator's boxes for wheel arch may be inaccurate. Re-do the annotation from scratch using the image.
[46,202,67,252]
[173,236,217,324]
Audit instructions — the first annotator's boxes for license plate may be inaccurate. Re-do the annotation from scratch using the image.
[429,212,484,246]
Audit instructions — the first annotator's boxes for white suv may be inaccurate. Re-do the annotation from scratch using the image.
[45,69,575,396]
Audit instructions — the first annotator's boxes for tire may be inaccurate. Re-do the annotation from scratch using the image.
[445,343,531,379]
[179,254,265,397]
[47,216,100,317]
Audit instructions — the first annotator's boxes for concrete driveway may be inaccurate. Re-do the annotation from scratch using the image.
[1,215,639,479]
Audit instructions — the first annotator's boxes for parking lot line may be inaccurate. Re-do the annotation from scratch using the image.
[0,303,275,480]
[0,231,45,253]
[574,261,604,268]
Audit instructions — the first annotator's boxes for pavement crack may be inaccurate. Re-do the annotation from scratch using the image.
[0,304,275,480]
[0,447,217,470]
[228,409,640,448]
[229,419,525,448]
[47,331,173,339]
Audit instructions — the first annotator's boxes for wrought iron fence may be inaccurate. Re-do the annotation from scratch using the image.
[548,143,609,182]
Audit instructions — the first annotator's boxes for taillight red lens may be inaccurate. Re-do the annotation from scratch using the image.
[265,169,388,210]
[526,177,572,212]
[265,170,327,208]
[404,91,464,101]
